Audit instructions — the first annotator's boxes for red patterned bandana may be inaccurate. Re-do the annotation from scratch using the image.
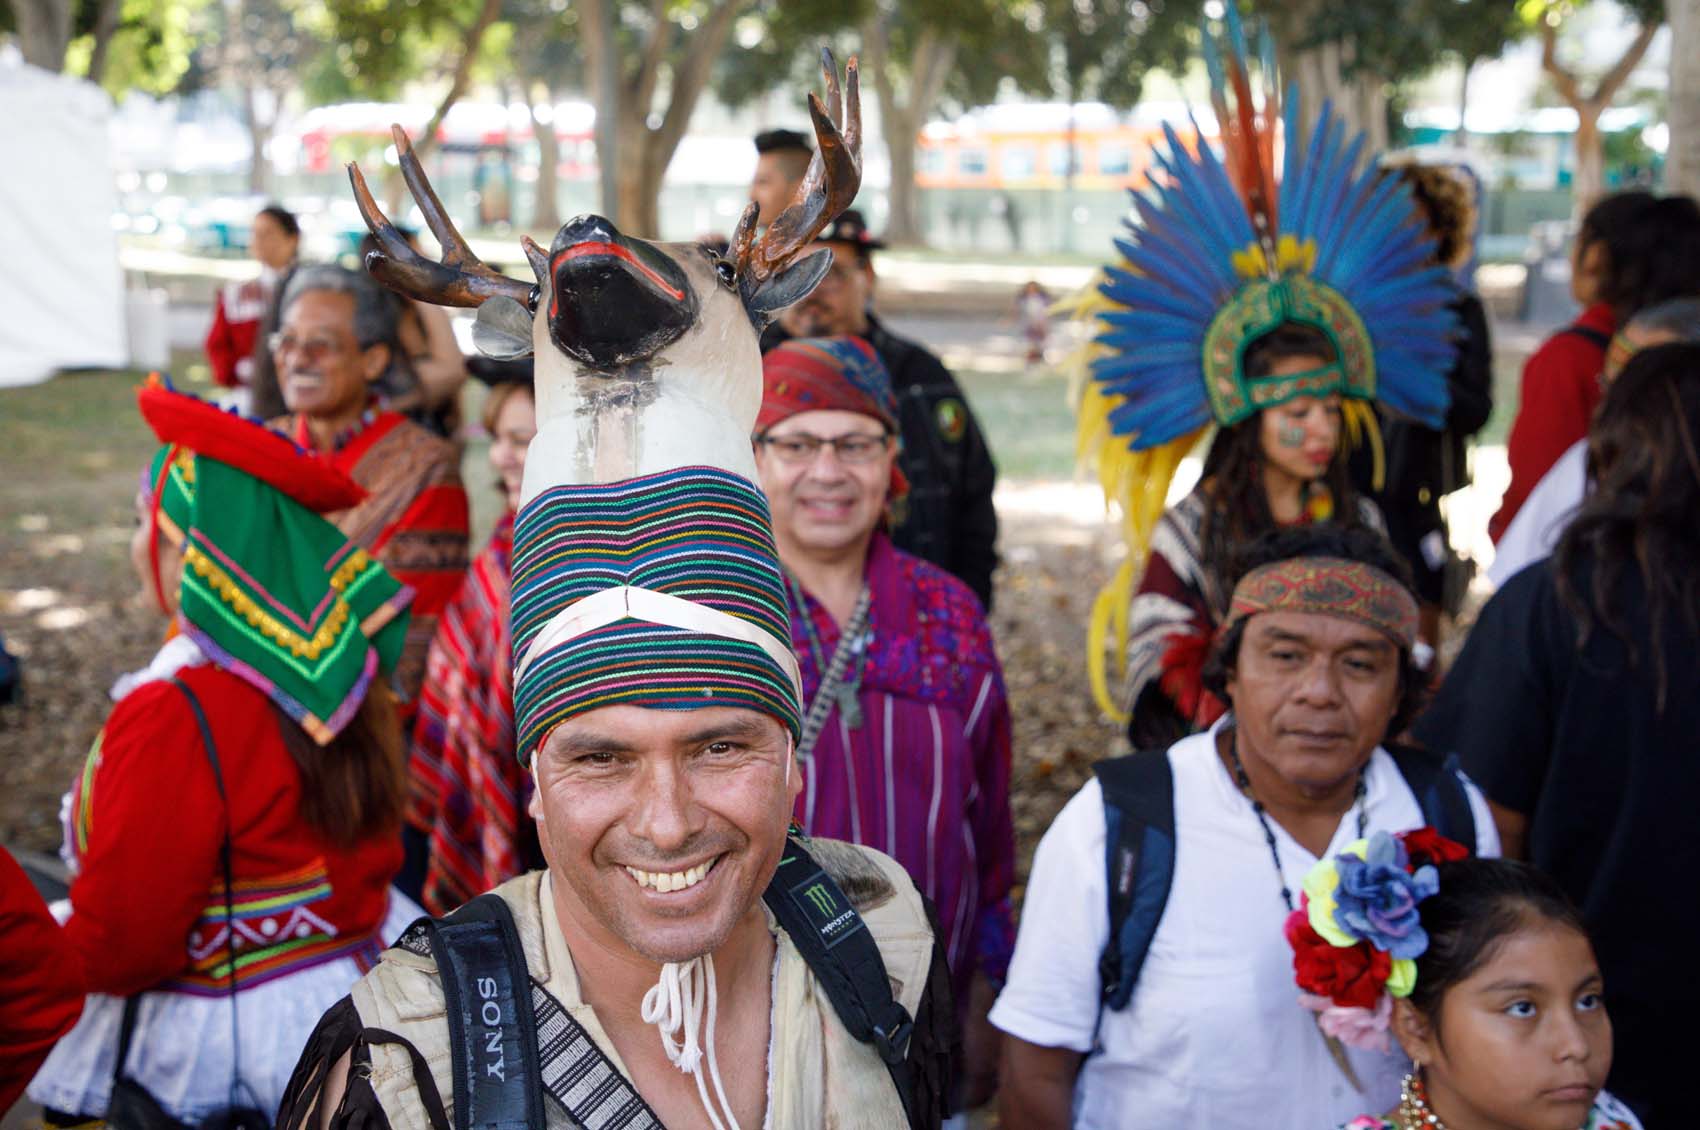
[758,335,909,503]
[1226,556,1418,649]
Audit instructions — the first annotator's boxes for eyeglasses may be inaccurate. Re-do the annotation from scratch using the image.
[268,332,351,364]
[815,262,863,289]
[756,431,891,464]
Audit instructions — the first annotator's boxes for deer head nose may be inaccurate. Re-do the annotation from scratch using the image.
[560,214,621,245]
[543,216,701,371]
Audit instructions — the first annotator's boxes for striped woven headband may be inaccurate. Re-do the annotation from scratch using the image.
[510,466,802,760]
[514,584,802,702]
[1226,557,1418,649]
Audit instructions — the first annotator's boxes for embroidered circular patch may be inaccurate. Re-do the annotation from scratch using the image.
[935,397,967,443]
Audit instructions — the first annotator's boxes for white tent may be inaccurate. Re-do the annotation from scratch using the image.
[0,54,127,387]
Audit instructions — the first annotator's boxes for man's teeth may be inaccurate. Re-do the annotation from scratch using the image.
[626,858,715,893]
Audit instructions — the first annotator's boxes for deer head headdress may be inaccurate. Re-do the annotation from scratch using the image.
[347,49,861,503]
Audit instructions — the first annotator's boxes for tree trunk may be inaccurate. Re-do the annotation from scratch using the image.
[862,14,957,248]
[1573,103,1605,209]
[615,154,664,240]
[242,84,272,196]
[613,104,664,238]
[1456,57,1474,147]
[12,0,74,71]
[1538,16,1659,212]
[530,85,563,234]
[382,0,504,212]
[884,119,921,246]
[1060,94,1078,253]
[85,0,123,84]
[579,0,745,236]
[1669,0,1700,198]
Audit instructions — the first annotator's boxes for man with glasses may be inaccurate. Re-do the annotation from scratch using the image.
[269,265,470,716]
[753,336,1016,1115]
[766,211,1000,610]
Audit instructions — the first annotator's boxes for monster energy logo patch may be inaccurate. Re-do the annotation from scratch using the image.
[803,882,836,915]
[789,874,864,949]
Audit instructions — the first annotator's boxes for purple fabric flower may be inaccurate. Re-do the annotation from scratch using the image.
[1330,831,1438,959]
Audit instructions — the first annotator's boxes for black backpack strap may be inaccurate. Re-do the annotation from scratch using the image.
[1559,322,1612,350]
[1385,744,1478,854]
[1092,749,1177,1020]
[763,835,919,1125]
[423,894,546,1130]
[396,896,666,1130]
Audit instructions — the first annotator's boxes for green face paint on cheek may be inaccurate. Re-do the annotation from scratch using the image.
[1277,422,1306,448]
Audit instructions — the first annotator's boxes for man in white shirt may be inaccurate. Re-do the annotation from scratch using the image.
[1489,297,1700,587]
[991,526,1499,1129]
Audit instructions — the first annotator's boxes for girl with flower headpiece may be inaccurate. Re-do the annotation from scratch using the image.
[1293,847,1641,1130]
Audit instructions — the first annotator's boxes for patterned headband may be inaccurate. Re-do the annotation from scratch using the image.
[1226,557,1418,649]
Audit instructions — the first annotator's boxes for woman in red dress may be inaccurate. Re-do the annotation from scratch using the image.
[28,380,414,1123]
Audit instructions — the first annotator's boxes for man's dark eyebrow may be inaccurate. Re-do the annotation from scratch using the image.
[1258,624,1393,653]
[679,716,775,747]
[549,730,639,757]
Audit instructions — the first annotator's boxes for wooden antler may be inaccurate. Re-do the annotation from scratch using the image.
[347,125,536,309]
[736,48,862,294]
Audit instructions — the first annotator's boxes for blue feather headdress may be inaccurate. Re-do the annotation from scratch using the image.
[1075,9,1458,721]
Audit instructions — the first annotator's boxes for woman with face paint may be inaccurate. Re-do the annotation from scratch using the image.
[1121,321,1383,749]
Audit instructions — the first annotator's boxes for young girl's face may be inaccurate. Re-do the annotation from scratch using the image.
[1407,920,1612,1130]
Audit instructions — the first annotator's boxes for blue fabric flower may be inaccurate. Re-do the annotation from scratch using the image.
[1330,832,1439,960]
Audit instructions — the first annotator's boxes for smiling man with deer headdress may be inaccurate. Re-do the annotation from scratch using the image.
[276,53,956,1130]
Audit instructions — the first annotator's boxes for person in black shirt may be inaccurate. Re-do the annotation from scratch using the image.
[1349,165,1493,658]
[1414,342,1700,1129]
[761,210,1000,609]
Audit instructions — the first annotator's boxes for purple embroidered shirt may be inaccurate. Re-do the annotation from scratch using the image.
[786,532,1016,999]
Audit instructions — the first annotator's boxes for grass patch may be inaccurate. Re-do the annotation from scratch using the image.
[1,368,168,601]
[956,366,1081,482]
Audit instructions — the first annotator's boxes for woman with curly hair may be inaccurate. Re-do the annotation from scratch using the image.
[1417,343,1700,1126]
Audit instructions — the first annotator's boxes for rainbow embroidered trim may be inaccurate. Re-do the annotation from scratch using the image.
[164,860,380,995]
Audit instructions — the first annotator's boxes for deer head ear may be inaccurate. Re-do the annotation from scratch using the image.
[744,248,833,328]
[473,294,536,360]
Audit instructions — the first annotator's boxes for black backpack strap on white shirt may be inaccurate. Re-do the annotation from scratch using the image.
[1090,748,1177,1035]
[1385,743,1479,854]
[762,834,919,1125]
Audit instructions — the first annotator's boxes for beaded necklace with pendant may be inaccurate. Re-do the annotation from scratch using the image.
[1227,730,1366,911]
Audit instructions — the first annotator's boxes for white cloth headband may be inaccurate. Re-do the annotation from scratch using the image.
[512,584,805,705]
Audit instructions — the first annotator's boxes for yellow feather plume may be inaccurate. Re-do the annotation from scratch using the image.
[1064,269,1211,722]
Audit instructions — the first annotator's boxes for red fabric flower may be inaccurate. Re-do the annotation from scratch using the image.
[1285,908,1392,1010]
[1401,826,1469,869]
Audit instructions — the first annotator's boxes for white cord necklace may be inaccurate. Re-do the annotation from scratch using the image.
[640,955,742,1130]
